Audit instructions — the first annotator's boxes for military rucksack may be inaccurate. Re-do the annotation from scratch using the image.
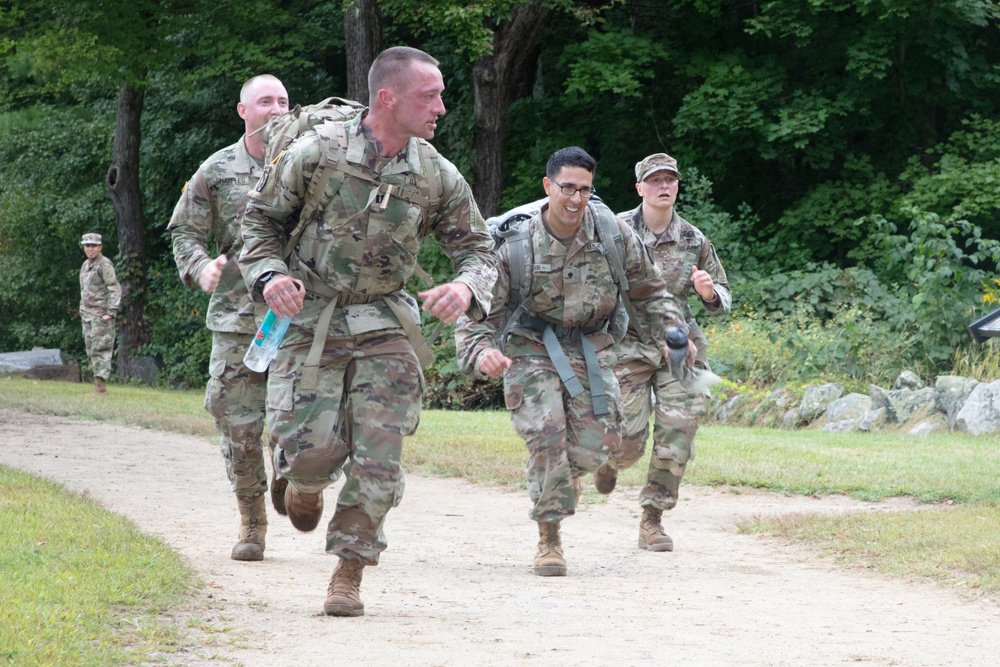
[252,96,442,285]
[251,96,446,376]
[486,196,649,352]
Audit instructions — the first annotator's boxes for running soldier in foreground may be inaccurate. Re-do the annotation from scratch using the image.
[598,153,731,551]
[168,74,290,561]
[239,47,496,616]
[455,146,690,576]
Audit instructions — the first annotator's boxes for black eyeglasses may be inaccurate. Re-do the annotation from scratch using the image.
[552,180,595,199]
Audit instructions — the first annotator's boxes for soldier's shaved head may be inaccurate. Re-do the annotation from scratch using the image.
[368,47,440,107]
[240,74,285,106]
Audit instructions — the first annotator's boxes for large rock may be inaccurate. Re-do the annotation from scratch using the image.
[935,375,981,429]
[0,348,64,373]
[858,408,886,432]
[883,387,938,424]
[870,384,888,411]
[953,380,1000,435]
[798,383,844,424]
[23,362,81,383]
[894,370,924,390]
[824,393,872,423]
[717,395,743,423]
[782,408,800,429]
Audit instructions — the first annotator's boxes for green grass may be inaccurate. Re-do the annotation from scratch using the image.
[0,466,197,666]
[741,505,1000,594]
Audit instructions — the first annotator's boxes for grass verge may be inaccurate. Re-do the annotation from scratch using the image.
[0,465,197,666]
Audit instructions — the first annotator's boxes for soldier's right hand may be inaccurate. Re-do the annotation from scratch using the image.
[264,275,304,318]
[199,254,228,293]
[479,349,513,379]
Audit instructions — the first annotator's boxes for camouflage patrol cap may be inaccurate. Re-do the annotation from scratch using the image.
[81,233,102,246]
[635,153,681,182]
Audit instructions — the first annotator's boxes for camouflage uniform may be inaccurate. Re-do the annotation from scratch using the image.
[455,205,686,522]
[168,137,270,503]
[239,113,496,566]
[79,252,121,380]
[611,205,731,510]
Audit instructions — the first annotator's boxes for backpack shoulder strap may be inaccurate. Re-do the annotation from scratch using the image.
[282,121,349,261]
[592,203,650,343]
[495,219,533,352]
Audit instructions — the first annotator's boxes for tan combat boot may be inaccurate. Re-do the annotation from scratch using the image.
[638,506,674,552]
[231,496,267,561]
[534,521,567,576]
[284,484,323,532]
[324,557,366,617]
[93,377,107,395]
[593,462,617,494]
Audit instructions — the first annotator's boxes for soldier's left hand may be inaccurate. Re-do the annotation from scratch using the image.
[101,314,112,322]
[418,282,473,323]
[691,265,716,302]
[687,339,698,367]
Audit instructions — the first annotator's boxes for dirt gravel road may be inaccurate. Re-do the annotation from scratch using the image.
[3,408,998,666]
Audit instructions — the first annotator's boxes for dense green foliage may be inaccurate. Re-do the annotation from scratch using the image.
[2,1,998,392]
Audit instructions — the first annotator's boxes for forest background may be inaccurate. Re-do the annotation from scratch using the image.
[2,0,999,408]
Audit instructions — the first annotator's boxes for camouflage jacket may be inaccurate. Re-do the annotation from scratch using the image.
[79,254,121,322]
[455,204,686,376]
[168,136,265,335]
[615,205,731,367]
[238,113,496,345]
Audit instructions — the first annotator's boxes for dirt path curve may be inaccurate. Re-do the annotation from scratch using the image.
[3,408,997,666]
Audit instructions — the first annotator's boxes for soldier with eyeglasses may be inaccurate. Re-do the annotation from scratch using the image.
[456,146,688,576]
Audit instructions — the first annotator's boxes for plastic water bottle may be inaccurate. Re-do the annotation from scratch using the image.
[243,310,292,372]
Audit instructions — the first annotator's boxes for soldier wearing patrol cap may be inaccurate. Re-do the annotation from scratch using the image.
[79,233,121,394]
[597,152,732,552]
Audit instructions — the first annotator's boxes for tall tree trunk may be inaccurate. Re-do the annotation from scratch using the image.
[105,82,149,380]
[344,0,382,103]
[472,1,549,217]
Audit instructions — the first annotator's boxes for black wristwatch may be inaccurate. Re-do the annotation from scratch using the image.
[255,271,279,298]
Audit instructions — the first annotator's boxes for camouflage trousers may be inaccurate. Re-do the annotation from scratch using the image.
[611,359,711,511]
[81,317,115,380]
[267,331,421,566]
[505,353,621,523]
[204,331,268,502]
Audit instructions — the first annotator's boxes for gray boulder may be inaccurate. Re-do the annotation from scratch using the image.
[823,418,860,433]
[23,362,81,383]
[0,348,64,373]
[824,393,872,423]
[858,408,886,432]
[953,380,1000,435]
[883,387,938,424]
[782,408,800,430]
[717,395,743,423]
[907,420,943,436]
[894,370,925,390]
[935,375,981,429]
[798,383,845,424]
[870,384,888,411]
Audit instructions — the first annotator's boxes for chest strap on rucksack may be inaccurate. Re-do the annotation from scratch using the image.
[520,314,609,416]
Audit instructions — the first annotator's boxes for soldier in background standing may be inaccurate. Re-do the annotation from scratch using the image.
[79,232,121,395]
[168,74,290,562]
[597,153,731,552]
